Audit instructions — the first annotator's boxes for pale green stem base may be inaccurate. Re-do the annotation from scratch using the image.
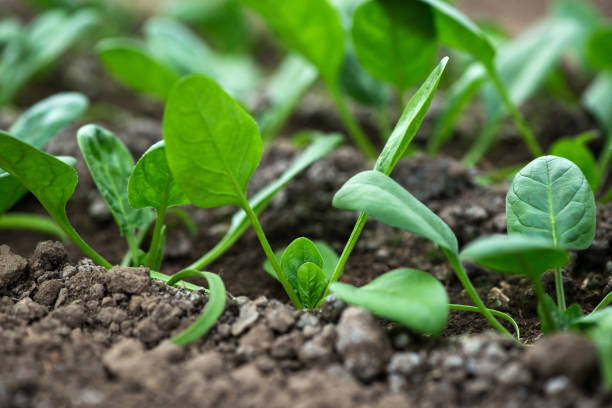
[0,213,68,242]
[554,267,566,313]
[449,304,520,340]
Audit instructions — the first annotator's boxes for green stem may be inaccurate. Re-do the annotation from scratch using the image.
[444,249,512,337]
[326,213,368,288]
[326,81,377,159]
[532,276,556,332]
[554,267,566,312]
[0,213,68,242]
[125,232,141,267]
[121,220,152,266]
[59,215,111,268]
[185,238,228,272]
[598,131,612,194]
[486,65,543,158]
[145,183,170,268]
[592,291,612,314]
[150,270,204,292]
[449,304,520,340]
[240,197,302,308]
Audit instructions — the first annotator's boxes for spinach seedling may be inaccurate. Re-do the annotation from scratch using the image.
[0,9,98,105]
[0,92,89,240]
[240,0,378,158]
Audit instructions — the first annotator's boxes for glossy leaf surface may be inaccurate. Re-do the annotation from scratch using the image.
[280,237,324,295]
[264,240,339,282]
[297,262,327,309]
[549,132,599,191]
[164,75,262,208]
[128,141,189,210]
[77,124,152,235]
[461,234,569,279]
[352,0,436,90]
[330,268,449,335]
[333,170,458,254]
[506,156,596,250]
[240,0,345,82]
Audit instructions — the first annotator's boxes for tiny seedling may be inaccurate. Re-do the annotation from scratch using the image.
[0,9,98,105]
[0,92,89,240]
[461,155,611,388]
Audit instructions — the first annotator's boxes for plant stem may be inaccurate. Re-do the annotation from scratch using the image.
[240,197,302,308]
[326,213,368,289]
[554,267,566,312]
[60,215,112,268]
[327,81,377,159]
[125,232,141,267]
[532,276,555,332]
[121,219,152,266]
[592,291,612,314]
[486,65,543,158]
[145,183,170,268]
[444,249,512,337]
[0,213,68,242]
[449,304,520,340]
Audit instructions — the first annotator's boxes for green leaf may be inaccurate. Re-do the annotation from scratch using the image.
[339,48,390,107]
[587,26,612,71]
[549,132,599,191]
[506,155,596,250]
[0,92,88,213]
[583,73,612,132]
[0,131,111,268]
[144,17,260,102]
[333,170,458,254]
[240,0,345,83]
[167,270,226,346]
[258,54,318,141]
[280,237,324,296]
[573,308,612,389]
[352,0,436,90]
[163,74,262,209]
[460,234,570,279]
[375,57,448,175]
[77,124,152,235]
[128,141,189,210]
[97,38,180,100]
[330,268,449,336]
[189,134,341,271]
[264,240,339,282]
[9,92,88,149]
[418,0,494,66]
[297,262,328,309]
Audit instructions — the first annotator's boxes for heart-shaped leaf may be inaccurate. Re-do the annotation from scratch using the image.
[297,262,327,309]
[506,155,596,250]
[330,268,449,335]
[280,237,324,296]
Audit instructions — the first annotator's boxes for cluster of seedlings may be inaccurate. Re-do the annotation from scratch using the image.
[1,0,611,394]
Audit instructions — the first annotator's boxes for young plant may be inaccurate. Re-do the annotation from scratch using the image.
[0,9,98,105]
[0,92,89,240]
[461,155,611,388]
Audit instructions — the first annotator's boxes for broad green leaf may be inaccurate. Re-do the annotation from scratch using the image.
[280,237,324,295]
[9,92,88,149]
[144,17,260,102]
[460,234,570,279]
[297,262,327,309]
[352,0,436,90]
[128,141,189,210]
[549,132,599,191]
[240,0,345,83]
[97,38,180,100]
[375,57,448,175]
[333,170,458,254]
[339,48,390,107]
[264,240,339,282]
[167,270,226,346]
[330,268,449,335]
[418,0,494,66]
[540,300,583,333]
[506,155,596,250]
[77,124,152,235]
[583,73,612,132]
[0,92,88,213]
[258,54,318,141]
[189,134,341,271]
[0,131,111,268]
[163,74,262,208]
[587,26,612,71]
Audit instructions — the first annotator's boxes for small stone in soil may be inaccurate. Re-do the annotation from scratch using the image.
[31,241,67,271]
[0,245,28,290]
[105,266,150,294]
